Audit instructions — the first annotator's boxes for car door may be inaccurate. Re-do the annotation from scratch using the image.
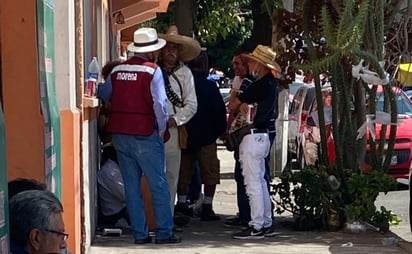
[288,85,314,155]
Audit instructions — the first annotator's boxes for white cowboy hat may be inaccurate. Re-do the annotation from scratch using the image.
[243,45,281,73]
[158,25,201,62]
[127,27,166,53]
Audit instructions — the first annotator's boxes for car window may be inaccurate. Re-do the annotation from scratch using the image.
[290,88,305,114]
[303,88,316,111]
[376,92,412,115]
[289,82,303,96]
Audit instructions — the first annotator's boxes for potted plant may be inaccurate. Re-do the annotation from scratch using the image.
[272,165,342,231]
[371,206,402,233]
[341,169,397,232]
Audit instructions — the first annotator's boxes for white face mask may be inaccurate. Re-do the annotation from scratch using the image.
[251,71,258,79]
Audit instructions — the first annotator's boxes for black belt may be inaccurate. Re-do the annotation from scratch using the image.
[250,128,268,134]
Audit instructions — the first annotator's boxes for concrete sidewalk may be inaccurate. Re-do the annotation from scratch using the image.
[88,148,409,254]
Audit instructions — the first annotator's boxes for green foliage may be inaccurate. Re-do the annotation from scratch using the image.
[196,0,252,43]
[343,170,396,222]
[288,0,395,172]
[143,0,252,70]
[372,206,401,226]
[142,9,174,34]
[260,0,283,20]
[145,0,252,44]
[272,165,397,230]
[308,0,369,74]
[272,165,342,229]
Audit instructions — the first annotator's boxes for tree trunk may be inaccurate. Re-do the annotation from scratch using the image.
[251,0,272,45]
[174,0,196,37]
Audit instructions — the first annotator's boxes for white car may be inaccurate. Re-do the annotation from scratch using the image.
[288,84,316,157]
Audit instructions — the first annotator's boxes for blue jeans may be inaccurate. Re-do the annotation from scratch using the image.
[235,120,276,221]
[112,132,173,240]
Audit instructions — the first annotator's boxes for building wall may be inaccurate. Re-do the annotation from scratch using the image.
[82,108,99,250]
[0,1,45,182]
[82,0,111,250]
[54,0,82,253]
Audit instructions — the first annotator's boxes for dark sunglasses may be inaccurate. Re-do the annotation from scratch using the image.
[45,229,69,241]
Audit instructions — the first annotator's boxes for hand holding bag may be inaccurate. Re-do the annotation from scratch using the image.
[225,124,254,151]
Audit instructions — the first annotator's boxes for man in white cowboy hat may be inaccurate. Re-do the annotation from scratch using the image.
[157,25,201,219]
[229,45,280,240]
[97,27,181,244]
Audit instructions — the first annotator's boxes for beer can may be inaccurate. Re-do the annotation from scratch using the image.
[246,104,254,124]
[87,78,97,97]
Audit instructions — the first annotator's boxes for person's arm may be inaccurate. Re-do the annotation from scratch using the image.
[236,90,252,116]
[229,78,253,113]
[97,78,112,102]
[228,89,242,111]
[150,67,169,135]
[171,67,198,126]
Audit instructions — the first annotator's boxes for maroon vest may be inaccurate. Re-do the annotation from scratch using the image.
[107,57,158,135]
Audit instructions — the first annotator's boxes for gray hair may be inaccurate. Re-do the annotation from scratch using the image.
[9,190,63,247]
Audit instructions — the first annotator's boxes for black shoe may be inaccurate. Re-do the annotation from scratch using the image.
[174,214,190,227]
[263,225,276,237]
[155,234,182,244]
[134,236,152,244]
[201,204,220,221]
[232,226,264,240]
[175,202,193,217]
[224,216,249,229]
[173,225,183,232]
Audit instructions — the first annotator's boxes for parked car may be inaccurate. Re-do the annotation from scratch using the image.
[287,84,315,167]
[363,86,412,180]
[288,84,334,169]
[290,83,412,179]
[404,89,412,101]
[288,82,305,105]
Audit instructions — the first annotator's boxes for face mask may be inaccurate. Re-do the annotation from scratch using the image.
[251,71,258,79]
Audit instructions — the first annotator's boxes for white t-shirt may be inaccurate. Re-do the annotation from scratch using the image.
[231,76,243,90]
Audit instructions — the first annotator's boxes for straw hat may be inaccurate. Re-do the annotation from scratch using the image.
[127,27,166,53]
[159,25,201,62]
[243,45,281,73]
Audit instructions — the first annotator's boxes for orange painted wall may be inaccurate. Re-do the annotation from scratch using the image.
[0,1,45,181]
[61,109,81,254]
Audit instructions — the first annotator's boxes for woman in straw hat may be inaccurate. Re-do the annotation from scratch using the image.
[97,27,181,244]
[230,45,280,240]
[157,26,202,221]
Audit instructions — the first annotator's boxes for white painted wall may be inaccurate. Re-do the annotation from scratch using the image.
[54,0,76,109]
[82,117,99,249]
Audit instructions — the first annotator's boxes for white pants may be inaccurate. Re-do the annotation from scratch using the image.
[239,133,272,230]
[165,127,181,214]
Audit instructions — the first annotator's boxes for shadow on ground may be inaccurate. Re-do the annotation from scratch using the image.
[92,215,406,253]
